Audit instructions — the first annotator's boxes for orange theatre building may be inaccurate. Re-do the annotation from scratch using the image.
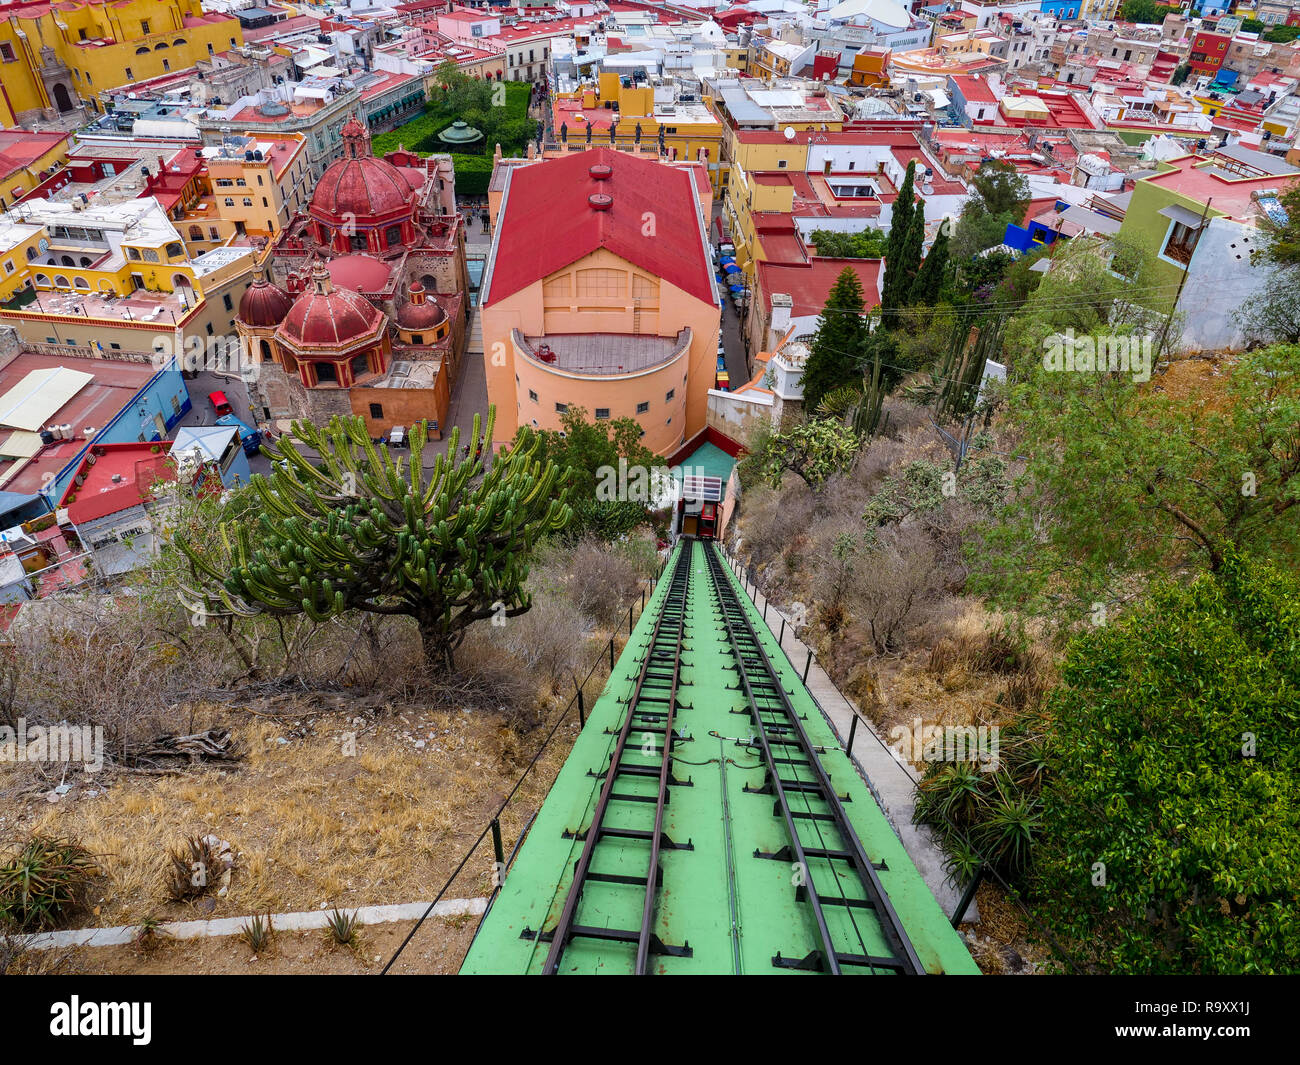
[479,148,721,455]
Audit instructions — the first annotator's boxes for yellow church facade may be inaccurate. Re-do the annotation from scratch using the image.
[0,0,243,126]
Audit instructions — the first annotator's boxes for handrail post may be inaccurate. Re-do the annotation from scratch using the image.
[848,714,858,756]
[803,648,813,684]
[577,687,586,728]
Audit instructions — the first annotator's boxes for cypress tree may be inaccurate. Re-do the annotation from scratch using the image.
[802,267,867,411]
[885,160,917,270]
[910,226,949,307]
[883,205,925,324]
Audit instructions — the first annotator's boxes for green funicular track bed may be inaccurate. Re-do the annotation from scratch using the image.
[461,539,979,975]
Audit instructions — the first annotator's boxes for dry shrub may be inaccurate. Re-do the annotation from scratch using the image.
[737,482,815,568]
[552,537,645,629]
[491,593,588,694]
[848,529,942,655]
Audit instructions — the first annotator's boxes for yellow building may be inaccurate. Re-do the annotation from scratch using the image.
[0,196,258,356]
[0,130,71,210]
[552,73,726,194]
[0,0,243,126]
[480,149,720,453]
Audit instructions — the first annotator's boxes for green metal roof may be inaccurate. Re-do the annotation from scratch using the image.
[670,441,736,485]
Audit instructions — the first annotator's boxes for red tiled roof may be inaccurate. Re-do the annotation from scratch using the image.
[0,129,70,179]
[756,257,884,319]
[951,74,999,104]
[487,149,713,307]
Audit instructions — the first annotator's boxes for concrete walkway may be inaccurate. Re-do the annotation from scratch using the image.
[21,897,488,951]
[718,546,974,922]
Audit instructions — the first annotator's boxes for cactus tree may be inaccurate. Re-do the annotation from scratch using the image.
[178,408,571,674]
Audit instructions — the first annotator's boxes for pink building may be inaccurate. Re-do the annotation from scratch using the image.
[480,149,721,454]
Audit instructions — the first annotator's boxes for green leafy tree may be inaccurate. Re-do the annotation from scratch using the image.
[802,266,869,410]
[1033,552,1300,973]
[809,228,888,258]
[909,226,949,307]
[883,160,917,276]
[951,160,1030,293]
[972,343,1300,614]
[746,418,861,490]
[517,405,658,539]
[883,207,924,319]
[178,409,571,674]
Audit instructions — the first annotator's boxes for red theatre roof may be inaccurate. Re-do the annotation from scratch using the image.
[487,149,713,307]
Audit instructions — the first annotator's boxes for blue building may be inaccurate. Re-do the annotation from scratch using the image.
[1040,0,1082,18]
[40,355,191,508]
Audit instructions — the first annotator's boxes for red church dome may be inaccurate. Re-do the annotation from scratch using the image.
[277,263,384,348]
[310,115,413,222]
[238,275,293,328]
[396,279,447,331]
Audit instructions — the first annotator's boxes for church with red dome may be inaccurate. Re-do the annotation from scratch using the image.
[236,115,468,439]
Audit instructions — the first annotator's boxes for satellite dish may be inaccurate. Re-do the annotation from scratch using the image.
[783,126,795,140]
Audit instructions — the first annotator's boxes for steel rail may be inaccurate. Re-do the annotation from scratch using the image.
[702,542,924,975]
[542,539,694,974]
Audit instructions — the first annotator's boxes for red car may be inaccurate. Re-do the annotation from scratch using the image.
[208,391,233,417]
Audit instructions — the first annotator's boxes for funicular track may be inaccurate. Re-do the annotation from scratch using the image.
[701,543,925,975]
[539,539,697,974]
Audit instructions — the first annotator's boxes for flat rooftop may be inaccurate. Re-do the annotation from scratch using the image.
[516,329,693,376]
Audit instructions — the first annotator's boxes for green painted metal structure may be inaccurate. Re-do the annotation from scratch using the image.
[460,539,979,975]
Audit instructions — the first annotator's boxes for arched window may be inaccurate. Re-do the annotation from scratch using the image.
[60,254,74,266]
[34,273,50,286]
[54,275,71,288]
[25,247,35,261]
[154,42,168,50]
[165,241,183,258]
[98,280,114,292]
[136,46,149,55]
[173,39,187,47]
[224,198,234,207]
[74,278,89,289]
[79,257,91,267]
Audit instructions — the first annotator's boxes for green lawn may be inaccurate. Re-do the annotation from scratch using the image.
[374,81,535,196]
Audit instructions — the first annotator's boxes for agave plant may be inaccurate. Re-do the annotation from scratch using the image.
[0,836,101,932]
[132,915,171,953]
[240,912,274,953]
[324,907,361,948]
[165,835,228,903]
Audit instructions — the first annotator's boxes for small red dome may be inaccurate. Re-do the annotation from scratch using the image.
[277,264,384,348]
[327,254,392,292]
[396,280,447,331]
[238,276,293,327]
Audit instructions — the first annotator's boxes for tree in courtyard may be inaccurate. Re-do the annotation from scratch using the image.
[178,408,571,675]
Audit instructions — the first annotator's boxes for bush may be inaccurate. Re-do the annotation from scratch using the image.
[0,836,100,932]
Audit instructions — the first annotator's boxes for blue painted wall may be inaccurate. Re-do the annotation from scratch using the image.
[42,357,192,507]
[1040,0,1081,18]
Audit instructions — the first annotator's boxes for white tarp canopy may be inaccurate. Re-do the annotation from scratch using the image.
[0,367,93,432]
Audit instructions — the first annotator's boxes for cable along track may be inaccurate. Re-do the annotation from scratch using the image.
[540,538,696,974]
[702,542,925,975]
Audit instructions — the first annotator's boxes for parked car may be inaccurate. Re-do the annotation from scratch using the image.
[207,391,233,418]
[715,370,730,392]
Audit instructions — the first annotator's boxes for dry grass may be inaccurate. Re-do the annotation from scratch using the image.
[0,707,579,929]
